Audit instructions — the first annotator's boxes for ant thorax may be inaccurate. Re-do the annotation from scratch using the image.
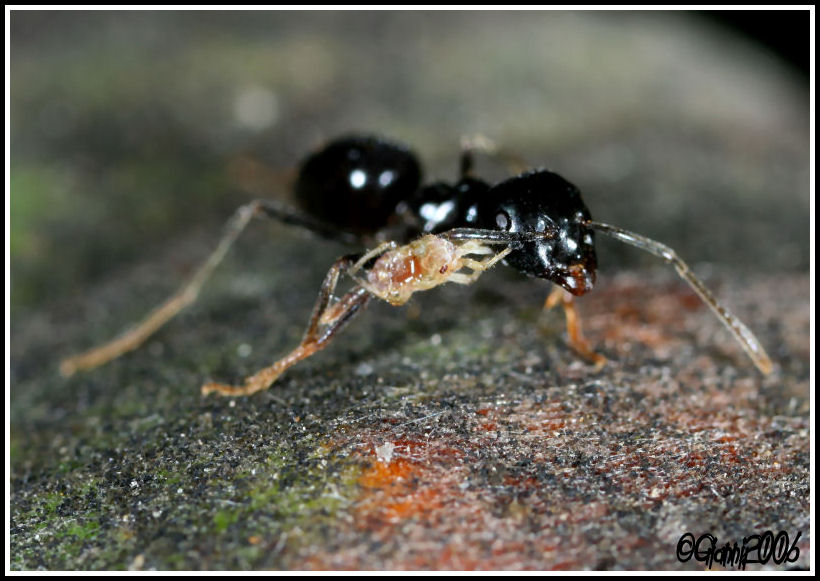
[354,234,508,306]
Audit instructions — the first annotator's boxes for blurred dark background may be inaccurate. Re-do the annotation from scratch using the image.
[704,10,808,79]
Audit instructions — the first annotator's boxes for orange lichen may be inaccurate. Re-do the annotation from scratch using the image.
[306,386,804,570]
[358,456,415,489]
[354,439,462,527]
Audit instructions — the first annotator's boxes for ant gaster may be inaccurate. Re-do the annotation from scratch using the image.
[60,134,773,396]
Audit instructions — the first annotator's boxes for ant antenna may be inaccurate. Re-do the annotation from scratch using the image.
[587,221,773,375]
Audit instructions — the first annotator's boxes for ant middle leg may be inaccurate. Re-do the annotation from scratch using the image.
[544,286,607,369]
[201,255,372,397]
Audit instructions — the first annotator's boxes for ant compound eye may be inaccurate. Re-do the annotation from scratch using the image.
[496,211,511,230]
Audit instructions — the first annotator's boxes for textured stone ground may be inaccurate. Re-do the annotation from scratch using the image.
[10,11,809,571]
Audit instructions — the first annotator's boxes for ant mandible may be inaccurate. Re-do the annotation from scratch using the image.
[60,134,773,396]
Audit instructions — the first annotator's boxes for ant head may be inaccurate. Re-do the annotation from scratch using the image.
[475,170,597,296]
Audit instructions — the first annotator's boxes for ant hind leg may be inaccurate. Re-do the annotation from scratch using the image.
[60,199,357,377]
[201,255,372,397]
[60,201,271,377]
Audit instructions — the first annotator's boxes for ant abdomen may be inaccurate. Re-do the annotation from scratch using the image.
[295,135,422,236]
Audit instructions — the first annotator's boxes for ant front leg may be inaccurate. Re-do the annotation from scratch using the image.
[60,199,355,377]
[201,255,372,397]
[544,286,607,370]
[587,220,773,375]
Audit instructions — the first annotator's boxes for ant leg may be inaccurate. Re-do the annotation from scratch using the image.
[459,134,530,178]
[201,256,372,397]
[544,286,607,369]
[60,201,271,376]
[587,221,773,375]
[59,199,354,377]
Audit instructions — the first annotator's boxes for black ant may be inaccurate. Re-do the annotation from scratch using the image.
[60,134,773,396]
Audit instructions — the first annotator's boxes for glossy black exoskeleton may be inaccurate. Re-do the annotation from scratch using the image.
[294,134,597,297]
[295,135,423,236]
[61,134,773,396]
[466,171,596,295]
